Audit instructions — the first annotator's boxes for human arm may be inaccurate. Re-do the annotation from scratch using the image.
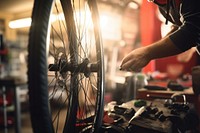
[119,36,182,71]
[120,0,200,71]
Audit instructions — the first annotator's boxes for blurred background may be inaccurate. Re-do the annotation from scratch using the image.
[0,0,199,132]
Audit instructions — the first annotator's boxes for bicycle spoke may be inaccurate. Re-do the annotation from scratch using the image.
[28,0,104,132]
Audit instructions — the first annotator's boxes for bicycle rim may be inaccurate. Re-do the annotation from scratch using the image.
[28,0,105,133]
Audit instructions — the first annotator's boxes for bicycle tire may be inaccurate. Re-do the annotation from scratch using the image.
[28,0,105,132]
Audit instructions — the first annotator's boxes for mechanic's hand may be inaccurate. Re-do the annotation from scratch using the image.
[119,47,150,72]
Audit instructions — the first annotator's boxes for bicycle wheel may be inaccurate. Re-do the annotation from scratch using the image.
[28,0,105,132]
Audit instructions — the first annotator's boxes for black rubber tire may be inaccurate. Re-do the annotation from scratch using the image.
[28,0,54,133]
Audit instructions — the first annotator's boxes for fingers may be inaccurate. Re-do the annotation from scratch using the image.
[119,56,143,72]
[119,49,144,72]
[119,47,149,72]
[119,60,128,70]
[120,60,138,72]
[121,60,133,70]
[121,52,133,64]
[119,54,133,69]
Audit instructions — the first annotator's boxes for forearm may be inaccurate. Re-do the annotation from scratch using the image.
[145,36,182,60]
[120,36,184,71]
